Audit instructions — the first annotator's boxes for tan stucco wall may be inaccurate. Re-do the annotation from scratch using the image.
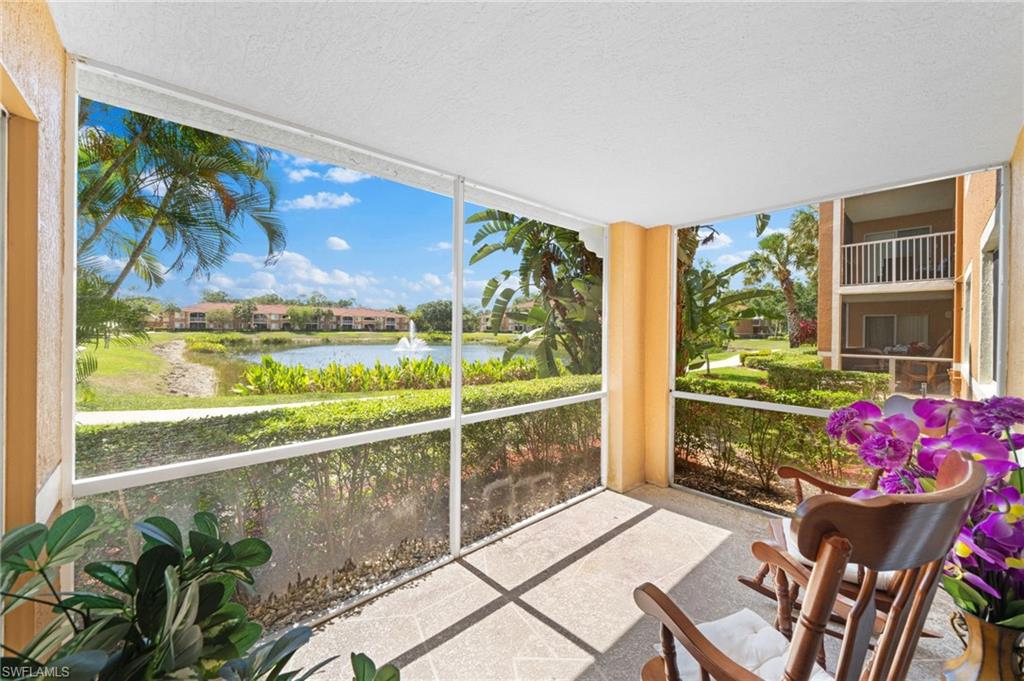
[1,0,66,492]
[849,208,954,244]
[816,200,834,361]
[1006,128,1024,397]
[607,222,672,492]
[844,298,953,351]
[1,0,67,647]
[957,169,999,393]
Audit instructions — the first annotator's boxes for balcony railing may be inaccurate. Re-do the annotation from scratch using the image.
[841,232,954,287]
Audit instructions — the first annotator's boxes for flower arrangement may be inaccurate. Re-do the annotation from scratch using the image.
[826,395,1024,630]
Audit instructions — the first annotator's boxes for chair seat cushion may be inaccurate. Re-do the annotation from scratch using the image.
[781,517,897,591]
[657,608,832,680]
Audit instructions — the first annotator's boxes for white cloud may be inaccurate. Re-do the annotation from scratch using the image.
[324,167,371,184]
[698,232,734,250]
[289,155,317,167]
[716,250,753,266]
[224,249,377,301]
[206,273,236,290]
[279,192,359,210]
[90,254,128,273]
[286,168,319,183]
[427,241,452,251]
[422,272,443,287]
[326,236,352,251]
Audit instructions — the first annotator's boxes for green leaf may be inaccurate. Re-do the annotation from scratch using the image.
[995,613,1024,629]
[61,592,125,611]
[1,523,47,563]
[84,561,137,595]
[228,621,262,653]
[230,538,272,567]
[196,581,227,621]
[47,650,109,681]
[188,530,223,560]
[45,507,96,565]
[135,517,183,552]
[351,652,377,681]
[193,511,219,539]
[374,664,401,681]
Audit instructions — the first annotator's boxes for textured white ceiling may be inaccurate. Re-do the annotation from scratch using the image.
[49,2,1023,226]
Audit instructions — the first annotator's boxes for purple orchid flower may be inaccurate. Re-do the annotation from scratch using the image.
[858,433,914,471]
[826,401,882,444]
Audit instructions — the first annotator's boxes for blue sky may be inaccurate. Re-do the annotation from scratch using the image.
[693,205,812,285]
[84,101,524,310]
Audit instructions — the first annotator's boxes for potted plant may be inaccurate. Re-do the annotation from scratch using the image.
[0,508,399,680]
[825,395,1024,679]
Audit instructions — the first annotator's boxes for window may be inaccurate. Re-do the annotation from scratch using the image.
[71,95,606,632]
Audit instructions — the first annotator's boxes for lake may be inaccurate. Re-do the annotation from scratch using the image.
[234,342,508,368]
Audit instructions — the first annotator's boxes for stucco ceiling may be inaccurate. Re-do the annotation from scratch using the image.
[49,2,1023,227]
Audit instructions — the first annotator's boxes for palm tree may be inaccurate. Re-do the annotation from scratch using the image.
[102,122,285,297]
[744,209,818,348]
[468,209,601,376]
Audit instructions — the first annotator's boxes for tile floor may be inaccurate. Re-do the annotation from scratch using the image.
[292,485,961,680]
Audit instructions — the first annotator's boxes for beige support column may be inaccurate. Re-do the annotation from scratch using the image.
[643,225,673,487]
[606,221,673,492]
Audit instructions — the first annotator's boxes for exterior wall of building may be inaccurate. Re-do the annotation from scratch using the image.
[847,208,954,243]
[1,0,67,646]
[816,200,835,365]
[956,169,999,395]
[1006,127,1024,397]
[843,298,954,352]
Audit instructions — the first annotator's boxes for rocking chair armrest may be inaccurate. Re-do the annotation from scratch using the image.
[752,542,887,635]
[633,583,762,681]
[751,540,814,590]
[777,466,862,497]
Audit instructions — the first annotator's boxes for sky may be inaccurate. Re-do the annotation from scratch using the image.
[83,101,526,311]
[692,205,813,285]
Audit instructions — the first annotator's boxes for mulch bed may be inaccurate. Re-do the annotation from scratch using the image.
[673,457,797,515]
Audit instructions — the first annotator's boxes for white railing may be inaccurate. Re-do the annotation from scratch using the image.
[841,232,954,287]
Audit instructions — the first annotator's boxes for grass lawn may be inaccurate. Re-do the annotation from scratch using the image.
[79,340,168,406]
[695,366,767,384]
[726,338,791,352]
[77,389,408,412]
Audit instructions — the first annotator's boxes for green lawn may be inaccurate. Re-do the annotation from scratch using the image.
[79,340,168,405]
[77,389,408,412]
[689,366,767,384]
[726,338,791,352]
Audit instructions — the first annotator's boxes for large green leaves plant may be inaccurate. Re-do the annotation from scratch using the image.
[468,210,601,377]
[2,507,274,679]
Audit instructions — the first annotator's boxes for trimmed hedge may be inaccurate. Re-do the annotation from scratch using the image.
[676,374,859,409]
[735,350,887,401]
[77,374,602,477]
[765,363,888,400]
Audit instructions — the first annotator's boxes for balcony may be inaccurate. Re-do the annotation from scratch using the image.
[293,487,957,680]
[840,232,954,289]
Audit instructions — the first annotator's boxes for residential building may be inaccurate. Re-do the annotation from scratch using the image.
[159,302,410,332]
[816,169,1014,398]
[732,315,775,339]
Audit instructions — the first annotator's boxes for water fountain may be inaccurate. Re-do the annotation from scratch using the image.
[393,319,429,353]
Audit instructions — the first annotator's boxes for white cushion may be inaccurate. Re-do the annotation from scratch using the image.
[655,608,833,680]
[781,518,897,591]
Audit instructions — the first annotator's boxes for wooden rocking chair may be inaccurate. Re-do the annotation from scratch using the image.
[736,465,927,650]
[634,454,984,681]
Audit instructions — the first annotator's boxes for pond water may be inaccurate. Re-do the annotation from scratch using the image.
[234,342,508,369]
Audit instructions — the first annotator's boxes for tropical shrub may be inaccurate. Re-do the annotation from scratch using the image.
[738,349,772,367]
[233,356,567,395]
[765,364,887,401]
[186,340,229,354]
[2,509,398,680]
[793,319,817,345]
[676,374,860,409]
